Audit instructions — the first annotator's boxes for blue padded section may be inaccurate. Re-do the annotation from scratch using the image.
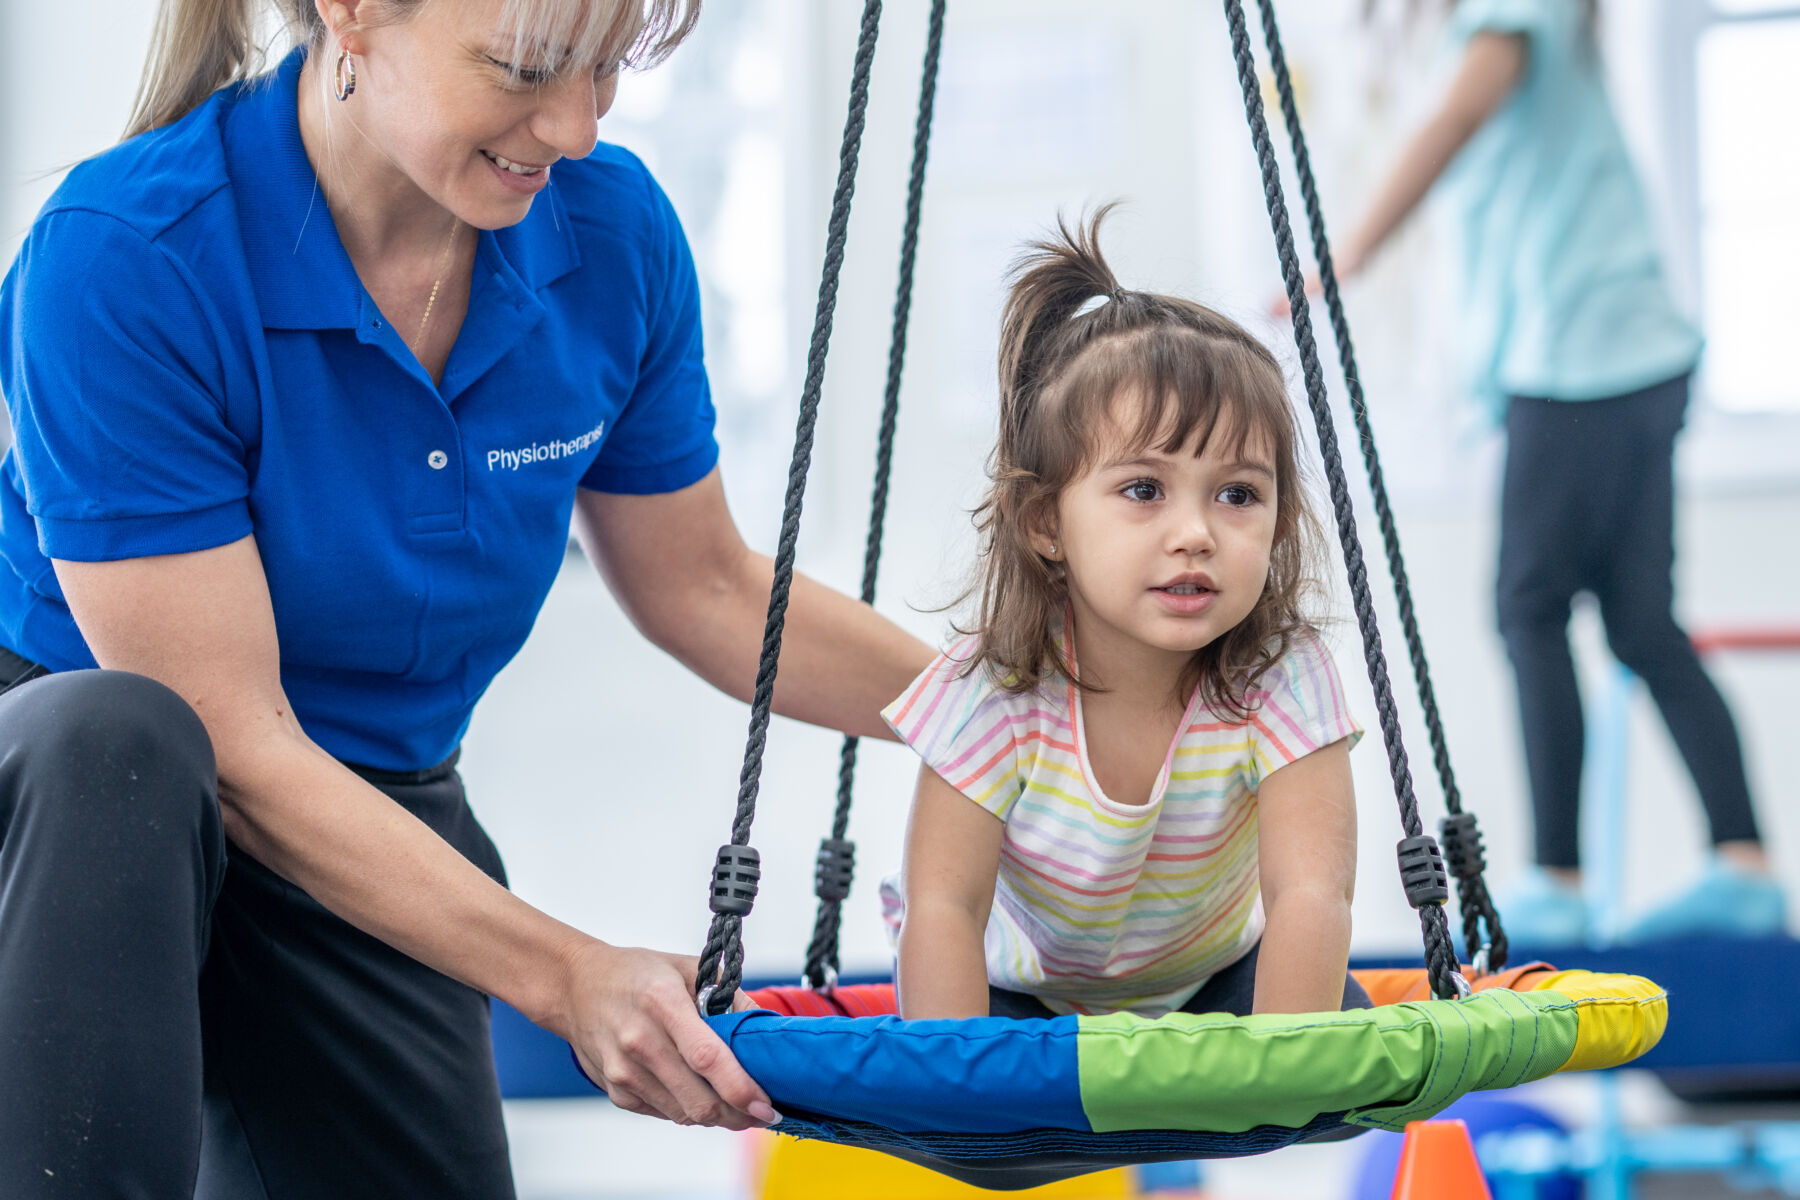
[709,1010,1090,1134]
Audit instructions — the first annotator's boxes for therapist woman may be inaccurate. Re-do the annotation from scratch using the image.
[0,1,932,1196]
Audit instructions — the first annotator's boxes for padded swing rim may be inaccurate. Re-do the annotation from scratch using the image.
[722,965,1665,1132]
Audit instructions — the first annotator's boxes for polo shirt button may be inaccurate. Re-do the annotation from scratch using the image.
[427,450,448,470]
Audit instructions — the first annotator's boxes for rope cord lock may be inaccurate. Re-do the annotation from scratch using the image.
[814,837,855,902]
[1397,835,1450,910]
[1438,812,1487,881]
[710,845,762,916]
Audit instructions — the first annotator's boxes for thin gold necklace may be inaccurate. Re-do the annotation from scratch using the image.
[413,216,463,355]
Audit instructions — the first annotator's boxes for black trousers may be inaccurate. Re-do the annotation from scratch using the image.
[0,663,516,1199]
[1497,373,1760,869]
[988,938,1374,1019]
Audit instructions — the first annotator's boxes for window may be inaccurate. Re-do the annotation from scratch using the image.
[1694,8,1800,412]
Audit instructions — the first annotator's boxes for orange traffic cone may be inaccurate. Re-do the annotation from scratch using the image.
[1390,1119,1493,1200]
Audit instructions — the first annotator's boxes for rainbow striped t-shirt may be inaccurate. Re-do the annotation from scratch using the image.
[880,629,1361,1017]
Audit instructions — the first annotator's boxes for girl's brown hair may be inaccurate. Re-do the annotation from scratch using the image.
[124,0,701,141]
[966,206,1321,721]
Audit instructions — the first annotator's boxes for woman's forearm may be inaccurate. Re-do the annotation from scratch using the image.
[219,731,595,1033]
[1339,31,1527,278]
[654,548,933,741]
[1251,891,1353,1015]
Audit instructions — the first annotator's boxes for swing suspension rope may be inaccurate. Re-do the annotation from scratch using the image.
[803,0,948,994]
[1222,0,1465,1000]
[701,0,1505,1013]
[1246,0,1505,970]
[695,0,887,1017]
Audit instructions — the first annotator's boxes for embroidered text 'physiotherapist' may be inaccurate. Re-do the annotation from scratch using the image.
[488,422,607,471]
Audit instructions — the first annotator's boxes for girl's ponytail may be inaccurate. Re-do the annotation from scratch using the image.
[124,0,317,140]
[996,203,1129,443]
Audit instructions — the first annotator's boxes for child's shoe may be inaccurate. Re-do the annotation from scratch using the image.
[1497,867,1590,949]
[1620,860,1789,943]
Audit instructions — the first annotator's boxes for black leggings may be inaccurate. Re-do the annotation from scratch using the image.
[988,938,1373,1018]
[1497,373,1760,869]
[0,664,516,1199]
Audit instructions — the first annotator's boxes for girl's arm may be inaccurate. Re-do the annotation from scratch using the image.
[896,764,1005,1019]
[1338,31,1527,276]
[575,469,934,743]
[55,539,776,1130]
[1251,737,1358,1015]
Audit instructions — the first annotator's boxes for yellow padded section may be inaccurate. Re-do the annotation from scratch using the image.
[1524,970,1669,1073]
[750,1132,1139,1200]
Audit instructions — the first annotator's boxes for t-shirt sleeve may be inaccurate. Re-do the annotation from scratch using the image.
[4,209,252,562]
[882,638,1029,821]
[579,166,719,495]
[1245,632,1364,786]
[1450,0,1554,42]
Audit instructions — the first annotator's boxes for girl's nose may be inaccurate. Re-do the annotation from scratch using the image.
[1169,509,1216,557]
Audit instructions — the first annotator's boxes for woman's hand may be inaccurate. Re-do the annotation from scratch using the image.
[560,940,780,1129]
[1267,270,1326,321]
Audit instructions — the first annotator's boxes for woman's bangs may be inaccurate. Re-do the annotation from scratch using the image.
[492,0,697,75]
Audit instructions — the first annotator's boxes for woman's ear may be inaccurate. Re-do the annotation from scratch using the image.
[315,0,367,54]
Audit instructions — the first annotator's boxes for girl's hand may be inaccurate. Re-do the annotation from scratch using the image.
[559,940,781,1129]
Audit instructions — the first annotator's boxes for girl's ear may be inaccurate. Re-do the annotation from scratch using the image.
[1026,510,1061,562]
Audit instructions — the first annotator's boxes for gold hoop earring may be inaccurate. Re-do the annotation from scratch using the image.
[334,50,357,101]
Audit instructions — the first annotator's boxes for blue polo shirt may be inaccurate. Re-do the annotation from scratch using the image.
[0,49,718,770]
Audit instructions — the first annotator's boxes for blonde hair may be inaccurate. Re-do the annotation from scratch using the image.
[124,0,701,140]
[966,206,1322,721]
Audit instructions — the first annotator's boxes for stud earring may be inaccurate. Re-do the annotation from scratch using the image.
[334,49,357,101]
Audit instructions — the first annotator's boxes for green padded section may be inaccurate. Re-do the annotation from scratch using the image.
[1076,988,1580,1134]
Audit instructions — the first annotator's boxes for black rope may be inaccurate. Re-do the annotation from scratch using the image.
[1250,0,1506,971]
[803,0,947,992]
[1221,0,1462,1001]
[697,0,885,1016]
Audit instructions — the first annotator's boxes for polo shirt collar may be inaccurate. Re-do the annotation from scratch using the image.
[226,48,580,335]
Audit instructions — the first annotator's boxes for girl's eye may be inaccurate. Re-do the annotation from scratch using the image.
[1122,479,1163,503]
[1217,484,1260,507]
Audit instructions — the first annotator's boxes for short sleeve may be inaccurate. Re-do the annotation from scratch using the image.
[1245,633,1363,786]
[1450,0,1554,41]
[3,209,251,561]
[882,638,1030,821]
[579,169,719,495]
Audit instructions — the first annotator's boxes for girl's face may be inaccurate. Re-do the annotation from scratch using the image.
[1037,396,1280,679]
[348,0,621,229]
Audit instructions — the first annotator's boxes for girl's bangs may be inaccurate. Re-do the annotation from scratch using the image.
[1062,330,1291,471]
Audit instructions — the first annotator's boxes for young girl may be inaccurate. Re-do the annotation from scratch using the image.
[884,211,1370,1021]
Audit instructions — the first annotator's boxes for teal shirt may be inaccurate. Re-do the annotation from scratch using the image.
[1442,0,1701,416]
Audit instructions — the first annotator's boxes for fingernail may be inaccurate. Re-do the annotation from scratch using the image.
[748,1101,782,1126]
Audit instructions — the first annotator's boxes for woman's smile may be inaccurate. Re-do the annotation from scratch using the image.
[481,149,553,194]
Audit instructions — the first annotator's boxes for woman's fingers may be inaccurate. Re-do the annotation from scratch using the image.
[566,943,780,1130]
[669,999,781,1127]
